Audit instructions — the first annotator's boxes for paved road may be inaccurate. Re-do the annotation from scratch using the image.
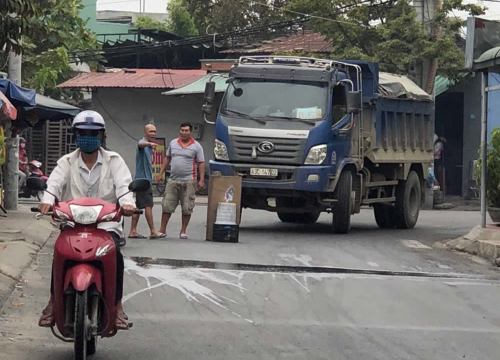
[2,207,500,359]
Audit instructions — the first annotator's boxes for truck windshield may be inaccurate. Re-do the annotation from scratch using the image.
[221,79,328,121]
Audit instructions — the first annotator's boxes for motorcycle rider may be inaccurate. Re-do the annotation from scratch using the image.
[38,110,135,330]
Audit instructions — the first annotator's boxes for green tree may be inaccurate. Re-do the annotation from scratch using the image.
[288,0,484,81]
[183,0,290,35]
[0,0,48,54]
[1,0,98,96]
[166,0,199,37]
[135,15,168,31]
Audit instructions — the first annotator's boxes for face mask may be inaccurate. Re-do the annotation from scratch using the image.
[76,135,101,153]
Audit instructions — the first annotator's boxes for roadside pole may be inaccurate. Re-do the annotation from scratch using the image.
[480,71,487,228]
[4,51,22,210]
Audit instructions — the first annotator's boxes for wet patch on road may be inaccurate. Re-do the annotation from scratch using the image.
[127,256,500,281]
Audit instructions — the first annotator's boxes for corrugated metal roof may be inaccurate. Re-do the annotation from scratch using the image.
[57,69,207,89]
[473,46,500,71]
[163,73,229,96]
[434,75,453,97]
[221,30,332,55]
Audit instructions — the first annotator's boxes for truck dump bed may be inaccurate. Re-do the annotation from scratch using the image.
[362,72,434,164]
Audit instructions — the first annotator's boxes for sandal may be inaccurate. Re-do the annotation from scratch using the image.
[115,308,131,330]
[149,232,166,239]
[38,304,55,327]
[128,233,147,239]
[179,233,188,239]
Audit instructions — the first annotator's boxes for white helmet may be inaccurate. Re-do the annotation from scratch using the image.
[72,110,105,130]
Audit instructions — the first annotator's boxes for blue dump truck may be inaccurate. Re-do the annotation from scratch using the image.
[202,56,434,233]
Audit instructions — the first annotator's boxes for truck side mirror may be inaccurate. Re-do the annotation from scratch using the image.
[346,91,362,114]
[202,81,216,124]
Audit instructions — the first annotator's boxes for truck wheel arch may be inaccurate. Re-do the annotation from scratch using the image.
[329,162,359,192]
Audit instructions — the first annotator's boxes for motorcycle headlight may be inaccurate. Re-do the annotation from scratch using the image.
[69,205,103,225]
[304,144,328,165]
[214,139,229,161]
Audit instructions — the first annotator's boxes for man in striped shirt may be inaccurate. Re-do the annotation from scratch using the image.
[159,122,205,239]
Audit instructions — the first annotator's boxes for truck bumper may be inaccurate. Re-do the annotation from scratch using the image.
[209,161,333,192]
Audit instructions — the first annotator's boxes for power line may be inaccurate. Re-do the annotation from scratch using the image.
[70,0,397,63]
[253,0,377,27]
[254,0,394,25]
[69,16,313,61]
[94,95,138,141]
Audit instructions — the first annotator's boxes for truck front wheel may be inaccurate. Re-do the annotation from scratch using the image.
[395,171,421,229]
[332,170,353,234]
[277,211,320,224]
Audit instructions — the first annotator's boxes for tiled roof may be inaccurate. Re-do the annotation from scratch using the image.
[221,30,332,55]
[58,68,207,89]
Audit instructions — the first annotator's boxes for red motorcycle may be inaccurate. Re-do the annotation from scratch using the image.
[28,177,149,360]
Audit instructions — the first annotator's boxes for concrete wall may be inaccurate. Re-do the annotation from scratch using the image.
[90,88,217,175]
[81,0,134,40]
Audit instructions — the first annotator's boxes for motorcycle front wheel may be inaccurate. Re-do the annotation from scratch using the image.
[74,290,91,360]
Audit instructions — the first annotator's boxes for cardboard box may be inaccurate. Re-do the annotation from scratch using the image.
[206,175,242,241]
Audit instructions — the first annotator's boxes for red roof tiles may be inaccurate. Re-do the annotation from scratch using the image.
[58,68,207,89]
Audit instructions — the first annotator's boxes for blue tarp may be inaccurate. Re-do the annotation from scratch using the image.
[0,79,36,107]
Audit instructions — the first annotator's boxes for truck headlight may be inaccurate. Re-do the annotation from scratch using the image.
[214,139,229,161]
[304,144,327,165]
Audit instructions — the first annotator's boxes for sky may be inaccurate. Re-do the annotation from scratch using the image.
[96,0,500,18]
[97,0,168,13]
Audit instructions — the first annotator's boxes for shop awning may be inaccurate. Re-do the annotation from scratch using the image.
[162,73,229,96]
[29,94,80,120]
[0,79,36,107]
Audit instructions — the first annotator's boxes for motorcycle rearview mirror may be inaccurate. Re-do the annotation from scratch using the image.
[129,179,151,193]
[26,177,58,203]
[26,177,47,191]
[116,179,151,204]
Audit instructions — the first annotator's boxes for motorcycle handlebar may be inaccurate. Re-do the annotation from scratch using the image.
[33,205,142,215]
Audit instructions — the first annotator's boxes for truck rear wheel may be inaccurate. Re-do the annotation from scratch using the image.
[277,211,320,224]
[332,170,352,234]
[373,204,397,229]
[395,171,421,229]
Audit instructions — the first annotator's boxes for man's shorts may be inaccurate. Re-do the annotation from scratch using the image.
[135,190,153,209]
[162,180,196,215]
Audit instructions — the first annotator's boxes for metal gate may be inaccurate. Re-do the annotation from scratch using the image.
[44,119,76,174]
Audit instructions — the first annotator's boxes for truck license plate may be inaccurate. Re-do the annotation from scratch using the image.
[250,168,278,177]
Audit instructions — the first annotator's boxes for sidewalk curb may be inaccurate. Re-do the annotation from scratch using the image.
[0,207,57,311]
[446,225,500,266]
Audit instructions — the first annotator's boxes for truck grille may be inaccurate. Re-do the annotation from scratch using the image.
[230,135,306,165]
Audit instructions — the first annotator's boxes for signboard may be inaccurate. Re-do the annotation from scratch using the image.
[151,137,166,189]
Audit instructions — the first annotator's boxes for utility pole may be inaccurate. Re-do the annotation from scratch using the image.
[424,0,442,95]
[4,50,22,210]
[413,0,441,92]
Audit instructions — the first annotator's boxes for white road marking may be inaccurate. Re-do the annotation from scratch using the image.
[401,240,432,249]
